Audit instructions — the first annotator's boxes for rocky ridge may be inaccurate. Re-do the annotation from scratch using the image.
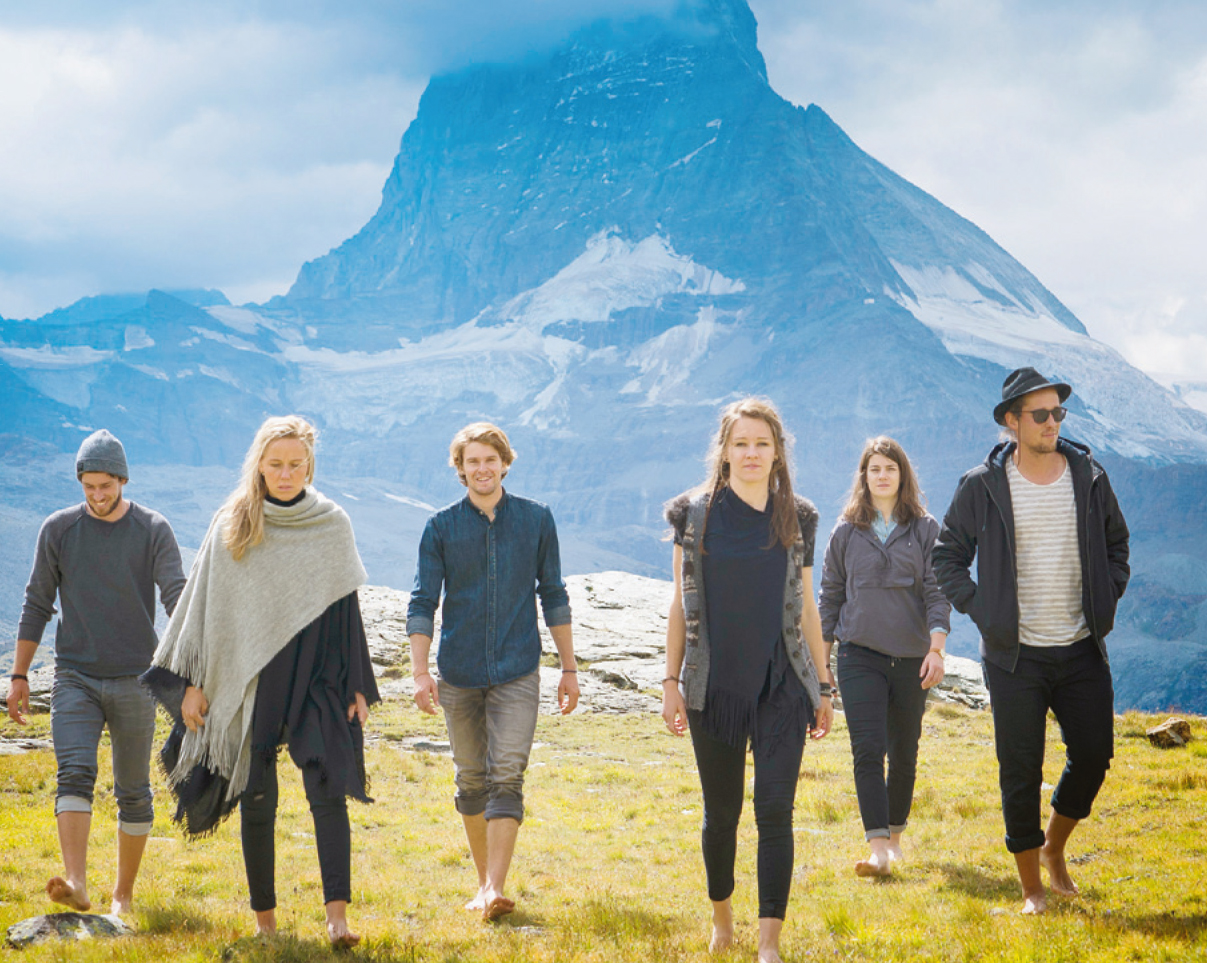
[359,571,990,715]
[5,572,987,748]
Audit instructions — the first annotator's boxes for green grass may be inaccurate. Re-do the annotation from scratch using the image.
[1,705,1205,960]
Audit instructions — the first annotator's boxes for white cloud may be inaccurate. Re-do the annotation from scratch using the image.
[0,18,423,316]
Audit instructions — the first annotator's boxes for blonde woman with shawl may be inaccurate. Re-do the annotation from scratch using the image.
[142,416,378,947]
[662,398,833,963]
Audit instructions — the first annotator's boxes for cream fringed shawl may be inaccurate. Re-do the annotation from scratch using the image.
[150,489,367,801]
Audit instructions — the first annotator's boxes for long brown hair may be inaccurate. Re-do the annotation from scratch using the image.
[841,435,926,529]
[221,415,317,561]
[700,397,799,549]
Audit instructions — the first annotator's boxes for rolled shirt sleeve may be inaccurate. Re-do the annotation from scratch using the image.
[536,507,571,628]
[405,518,443,639]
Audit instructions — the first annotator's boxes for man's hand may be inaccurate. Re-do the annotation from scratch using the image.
[346,691,369,724]
[557,670,580,715]
[6,678,30,725]
[413,672,439,715]
[182,685,208,732]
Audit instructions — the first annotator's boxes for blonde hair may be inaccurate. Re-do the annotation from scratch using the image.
[840,435,927,529]
[221,415,317,561]
[449,422,515,486]
[700,397,799,549]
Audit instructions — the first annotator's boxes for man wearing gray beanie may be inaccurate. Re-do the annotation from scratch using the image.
[6,429,186,916]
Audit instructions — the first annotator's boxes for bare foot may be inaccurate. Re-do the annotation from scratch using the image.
[855,852,893,877]
[1021,889,1048,915]
[110,895,133,917]
[327,921,362,948]
[757,949,784,963]
[254,908,276,937]
[465,887,488,912]
[710,925,734,953]
[483,895,515,922]
[1039,845,1079,896]
[46,876,90,912]
[887,842,904,865]
[710,898,734,953]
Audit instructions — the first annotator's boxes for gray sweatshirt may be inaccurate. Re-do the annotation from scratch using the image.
[17,501,186,677]
[818,514,951,658]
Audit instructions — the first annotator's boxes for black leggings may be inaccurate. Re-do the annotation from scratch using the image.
[240,754,352,911]
[687,709,807,920]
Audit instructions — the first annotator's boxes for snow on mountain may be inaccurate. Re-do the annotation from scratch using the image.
[490,229,744,328]
[890,261,1207,460]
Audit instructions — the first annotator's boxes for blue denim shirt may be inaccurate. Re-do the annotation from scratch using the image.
[406,490,572,688]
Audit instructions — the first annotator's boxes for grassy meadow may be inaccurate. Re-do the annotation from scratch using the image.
[1,700,1205,962]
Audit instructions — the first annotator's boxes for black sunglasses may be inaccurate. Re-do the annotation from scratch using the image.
[1020,406,1068,424]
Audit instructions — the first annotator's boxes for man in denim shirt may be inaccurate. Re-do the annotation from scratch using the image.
[408,422,577,922]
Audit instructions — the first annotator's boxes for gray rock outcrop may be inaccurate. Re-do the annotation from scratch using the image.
[358,572,988,715]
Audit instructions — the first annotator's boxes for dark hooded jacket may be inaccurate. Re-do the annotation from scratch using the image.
[932,438,1130,672]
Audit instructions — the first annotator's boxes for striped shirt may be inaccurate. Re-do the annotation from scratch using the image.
[1007,458,1089,647]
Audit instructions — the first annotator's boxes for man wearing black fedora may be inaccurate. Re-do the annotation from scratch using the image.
[933,367,1130,914]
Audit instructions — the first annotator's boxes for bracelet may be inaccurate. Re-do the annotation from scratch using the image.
[662,676,680,684]
[10,674,28,682]
[561,669,577,674]
[818,682,832,697]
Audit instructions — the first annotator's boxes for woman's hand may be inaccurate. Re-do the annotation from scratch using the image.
[920,651,946,690]
[346,691,369,724]
[811,696,833,739]
[661,682,688,737]
[182,685,208,732]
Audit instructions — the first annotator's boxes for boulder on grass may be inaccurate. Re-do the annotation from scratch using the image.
[1146,718,1193,749]
[5,912,133,948]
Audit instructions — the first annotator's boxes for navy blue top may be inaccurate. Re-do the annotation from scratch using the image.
[702,487,786,667]
[699,487,807,753]
[406,490,572,688]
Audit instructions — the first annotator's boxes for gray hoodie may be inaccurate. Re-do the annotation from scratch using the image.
[818,514,950,658]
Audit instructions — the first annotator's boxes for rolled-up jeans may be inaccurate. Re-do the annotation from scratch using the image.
[439,670,540,823]
[50,666,156,835]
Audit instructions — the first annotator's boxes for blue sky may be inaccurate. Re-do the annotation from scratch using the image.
[1,0,1204,385]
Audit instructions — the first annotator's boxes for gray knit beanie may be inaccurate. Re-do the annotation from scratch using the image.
[76,429,129,480]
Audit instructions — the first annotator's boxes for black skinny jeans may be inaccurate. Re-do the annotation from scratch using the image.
[687,709,807,920]
[836,642,930,840]
[982,638,1114,854]
[240,753,352,911]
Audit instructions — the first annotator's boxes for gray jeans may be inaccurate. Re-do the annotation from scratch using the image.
[50,667,156,835]
[439,669,540,823]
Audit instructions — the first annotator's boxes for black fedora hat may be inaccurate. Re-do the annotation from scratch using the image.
[993,367,1072,425]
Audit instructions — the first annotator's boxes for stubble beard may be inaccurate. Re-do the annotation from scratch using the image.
[88,496,121,518]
